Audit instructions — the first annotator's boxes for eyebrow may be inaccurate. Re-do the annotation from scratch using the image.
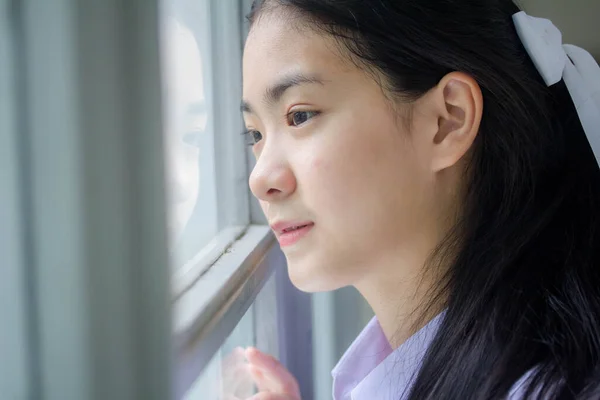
[241,73,325,114]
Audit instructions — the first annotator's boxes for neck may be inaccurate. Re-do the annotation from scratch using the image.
[354,240,448,349]
[354,176,462,348]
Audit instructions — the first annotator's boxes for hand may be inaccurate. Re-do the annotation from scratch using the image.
[219,347,255,400]
[244,347,302,400]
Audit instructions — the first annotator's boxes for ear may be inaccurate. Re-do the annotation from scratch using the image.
[428,72,483,172]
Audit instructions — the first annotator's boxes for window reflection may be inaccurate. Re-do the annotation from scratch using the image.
[161,16,206,245]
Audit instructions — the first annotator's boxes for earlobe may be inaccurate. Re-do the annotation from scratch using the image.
[431,72,483,172]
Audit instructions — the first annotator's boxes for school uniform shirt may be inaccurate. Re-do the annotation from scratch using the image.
[331,313,537,400]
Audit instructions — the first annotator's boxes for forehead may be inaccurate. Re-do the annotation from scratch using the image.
[242,12,352,94]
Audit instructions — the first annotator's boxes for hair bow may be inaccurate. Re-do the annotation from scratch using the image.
[513,11,600,168]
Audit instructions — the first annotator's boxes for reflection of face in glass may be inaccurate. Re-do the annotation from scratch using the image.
[161,18,206,243]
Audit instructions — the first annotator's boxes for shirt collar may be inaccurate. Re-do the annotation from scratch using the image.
[332,312,445,400]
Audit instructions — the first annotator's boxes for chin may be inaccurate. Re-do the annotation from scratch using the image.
[285,256,345,293]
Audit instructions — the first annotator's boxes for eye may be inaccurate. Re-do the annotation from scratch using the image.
[242,129,263,146]
[288,111,319,127]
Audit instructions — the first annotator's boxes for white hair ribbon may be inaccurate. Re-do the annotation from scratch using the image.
[513,11,600,168]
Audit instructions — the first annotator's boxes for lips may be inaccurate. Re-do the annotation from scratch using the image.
[270,221,314,235]
[282,224,310,233]
[270,221,315,247]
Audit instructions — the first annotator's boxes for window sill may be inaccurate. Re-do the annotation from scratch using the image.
[172,224,278,398]
[171,225,249,298]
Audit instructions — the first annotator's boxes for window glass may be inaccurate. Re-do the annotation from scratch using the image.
[183,274,281,400]
[159,0,218,268]
[184,307,254,400]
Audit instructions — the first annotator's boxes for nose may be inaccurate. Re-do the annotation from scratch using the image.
[249,145,296,202]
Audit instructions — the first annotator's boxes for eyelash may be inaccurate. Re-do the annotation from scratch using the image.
[242,110,320,147]
[286,110,320,127]
[241,129,263,147]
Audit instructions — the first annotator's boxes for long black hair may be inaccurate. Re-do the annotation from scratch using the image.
[247,1,600,398]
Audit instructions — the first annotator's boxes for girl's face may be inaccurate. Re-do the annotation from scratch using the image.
[242,13,456,292]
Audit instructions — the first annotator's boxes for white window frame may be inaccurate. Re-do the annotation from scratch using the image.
[168,0,253,301]
[173,225,277,398]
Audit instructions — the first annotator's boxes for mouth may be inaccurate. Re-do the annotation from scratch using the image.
[282,223,311,233]
[270,221,315,247]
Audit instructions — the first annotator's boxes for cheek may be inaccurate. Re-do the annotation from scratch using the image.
[285,121,430,290]
[304,124,405,205]
[304,122,424,241]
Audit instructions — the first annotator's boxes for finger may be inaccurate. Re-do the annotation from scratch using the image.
[231,346,246,359]
[223,347,247,368]
[249,365,273,393]
[222,347,253,392]
[223,362,247,381]
[232,364,255,398]
[245,348,299,392]
[245,347,281,369]
[248,364,300,398]
[223,363,254,396]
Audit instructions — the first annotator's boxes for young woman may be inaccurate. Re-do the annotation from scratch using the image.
[239,0,600,398]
